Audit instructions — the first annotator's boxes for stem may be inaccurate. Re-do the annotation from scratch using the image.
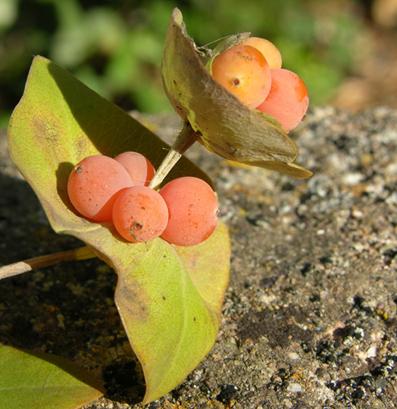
[0,246,96,281]
[149,122,199,189]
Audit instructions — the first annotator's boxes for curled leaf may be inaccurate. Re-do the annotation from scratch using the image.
[162,8,312,179]
[8,56,230,403]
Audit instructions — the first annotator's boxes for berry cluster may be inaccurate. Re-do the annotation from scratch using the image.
[67,152,218,246]
[211,37,309,132]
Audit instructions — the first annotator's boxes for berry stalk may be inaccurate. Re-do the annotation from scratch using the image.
[0,246,96,280]
[149,122,199,189]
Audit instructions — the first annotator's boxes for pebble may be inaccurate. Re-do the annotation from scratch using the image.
[287,383,303,393]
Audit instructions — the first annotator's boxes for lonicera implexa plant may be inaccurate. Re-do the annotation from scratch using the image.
[0,8,311,409]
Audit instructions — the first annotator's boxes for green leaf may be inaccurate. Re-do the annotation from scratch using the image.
[162,8,312,179]
[0,344,103,409]
[116,223,229,401]
[7,56,230,403]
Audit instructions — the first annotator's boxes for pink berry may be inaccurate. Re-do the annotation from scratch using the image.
[112,186,169,243]
[115,151,155,186]
[160,177,218,246]
[67,155,133,222]
[256,68,309,132]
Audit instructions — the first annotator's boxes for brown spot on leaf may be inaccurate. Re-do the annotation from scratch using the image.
[32,116,59,144]
[116,278,150,322]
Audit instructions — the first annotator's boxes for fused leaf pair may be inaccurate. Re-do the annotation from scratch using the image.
[7,54,229,405]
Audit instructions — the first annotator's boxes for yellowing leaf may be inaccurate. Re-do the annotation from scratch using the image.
[162,8,312,179]
[116,223,229,401]
[8,56,230,403]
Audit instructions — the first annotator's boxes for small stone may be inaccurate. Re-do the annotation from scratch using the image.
[342,173,363,185]
[287,382,303,393]
[216,384,239,403]
[366,346,377,359]
[287,352,300,361]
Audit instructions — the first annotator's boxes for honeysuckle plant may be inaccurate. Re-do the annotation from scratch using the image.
[0,8,310,409]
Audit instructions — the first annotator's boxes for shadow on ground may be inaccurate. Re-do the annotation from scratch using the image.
[0,170,145,404]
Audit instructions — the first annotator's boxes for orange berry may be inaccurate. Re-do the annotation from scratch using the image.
[241,37,282,69]
[211,44,272,108]
[257,68,309,132]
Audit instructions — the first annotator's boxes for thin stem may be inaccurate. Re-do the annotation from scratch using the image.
[0,246,96,281]
[149,122,199,189]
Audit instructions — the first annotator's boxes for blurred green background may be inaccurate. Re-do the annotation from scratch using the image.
[1,0,397,127]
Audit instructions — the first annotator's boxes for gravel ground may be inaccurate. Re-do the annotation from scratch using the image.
[0,107,396,408]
